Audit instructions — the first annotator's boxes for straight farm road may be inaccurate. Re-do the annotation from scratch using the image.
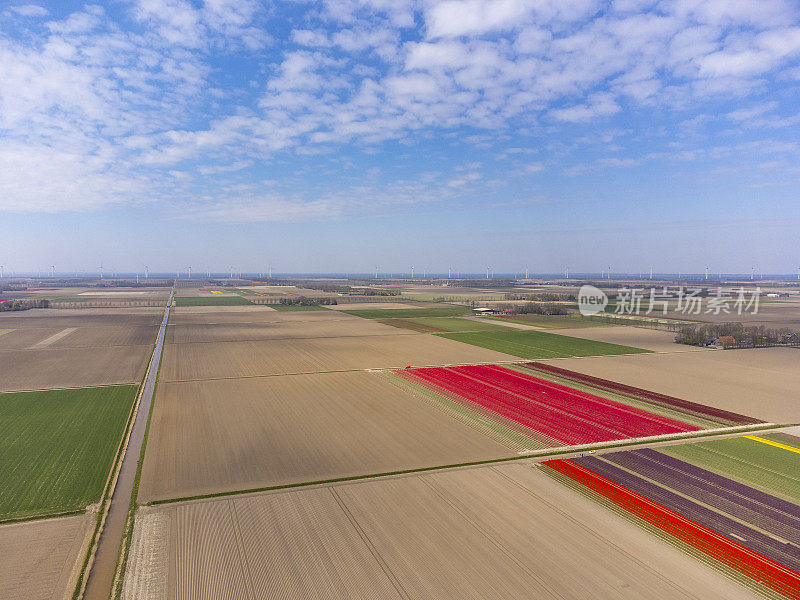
[82,288,172,600]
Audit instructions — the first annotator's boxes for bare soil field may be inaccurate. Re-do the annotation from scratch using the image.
[550,325,708,353]
[127,464,757,600]
[0,326,157,350]
[0,308,163,328]
[166,318,413,344]
[139,371,511,502]
[325,302,423,310]
[539,347,800,422]
[160,334,515,381]
[0,513,93,600]
[0,344,152,391]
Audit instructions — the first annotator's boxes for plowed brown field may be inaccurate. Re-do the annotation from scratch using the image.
[138,371,512,502]
[126,465,759,600]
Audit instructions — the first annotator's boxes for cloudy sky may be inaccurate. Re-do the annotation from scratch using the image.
[1,0,799,275]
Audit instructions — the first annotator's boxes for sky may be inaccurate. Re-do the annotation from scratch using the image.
[1,0,799,275]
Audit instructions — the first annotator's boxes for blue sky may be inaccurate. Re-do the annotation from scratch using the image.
[1,0,799,275]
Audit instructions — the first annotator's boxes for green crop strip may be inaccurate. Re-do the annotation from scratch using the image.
[0,385,138,521]
[435,329,650,360]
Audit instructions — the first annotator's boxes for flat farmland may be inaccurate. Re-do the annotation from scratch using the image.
[0,307,163,328]
[549,325,708,353]
[160,334,515,381]
[1,385,137,520]
[167,318,413,344]
[0,344,152,391]
[341,306,471,319]
[380,316,509,333]
[0,325,157,349]
[0,514,93,600]
[325,302,422,310]
[437,328,650,360]
[539,347,800,423]
[174,295,251,307]
[139,371,512,502]
[125,465,757,600]
[546,438,800,598]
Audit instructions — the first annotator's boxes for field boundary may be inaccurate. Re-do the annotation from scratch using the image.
[538,465,783,600]
[71,295,170,600]
[70,338,156,600]
[143,422,788,507]
[110,328,167,600]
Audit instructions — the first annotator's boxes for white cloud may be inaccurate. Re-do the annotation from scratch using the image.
[425,0,533,38]
[2,0,800,218]
[550,92,621,122]
[9,4,48,17]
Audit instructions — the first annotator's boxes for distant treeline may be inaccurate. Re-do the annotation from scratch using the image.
[489,302,570,315]
[675,322,800,347]
[504,292,577,302]
[0,299,50,311]
[278,296,338,306]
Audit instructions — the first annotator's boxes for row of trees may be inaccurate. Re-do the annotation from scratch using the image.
[0,299,50,311]
[675,322,800,347]
[485,302,570,315]
[503,292,577,302]
[278,296,338,306]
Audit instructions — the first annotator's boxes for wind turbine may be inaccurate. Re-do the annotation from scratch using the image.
[0,265,4,279]
[375,266,379,279]
[411,266,414,280]
[448,267,451,279]
[229,267,234,279]
[188,266,192,279]
[525,266,529,279]
[99,264,103,279]
[565,267,569,279]
[486,266,490,280]
[649,266,653,280]
[705,266,709,280]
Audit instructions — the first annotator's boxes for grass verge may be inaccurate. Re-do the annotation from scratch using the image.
[342,306,471,319]
[268,304,329,311]
[435,329,650,359]
[144,423,785,507]
[174,296,251,306]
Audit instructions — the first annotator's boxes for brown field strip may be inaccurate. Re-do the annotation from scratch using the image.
[126,465,758,600]
[160,335,515,381]
[0,309,163,329]
[0,513,93,600]
[166,318,413,344]
[138,371,512,502]
[0,345,153,391]
[379,318,448,333]
[539,347,800,423]
[549,326,709,353]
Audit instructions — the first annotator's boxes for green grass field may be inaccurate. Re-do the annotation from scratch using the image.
[269,304,329,311]
[488,314,613,329]
[0,385,138,520]
[435,329,650,360]
[380,316,508,333]
[660,436,800,504]
[342,306,471,319]
[174,295,251,306]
